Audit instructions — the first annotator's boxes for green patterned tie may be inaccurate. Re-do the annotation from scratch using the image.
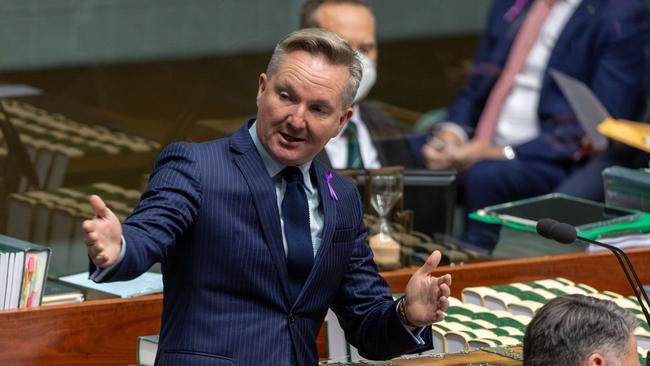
[344,122,364,169]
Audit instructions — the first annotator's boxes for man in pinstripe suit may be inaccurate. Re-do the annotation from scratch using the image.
[83,29,452,365]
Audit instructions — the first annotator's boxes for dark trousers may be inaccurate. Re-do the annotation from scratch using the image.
[556,143,650,201]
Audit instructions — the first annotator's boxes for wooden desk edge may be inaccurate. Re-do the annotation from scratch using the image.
[2,248,649,365]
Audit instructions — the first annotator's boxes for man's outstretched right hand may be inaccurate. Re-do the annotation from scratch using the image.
[82,195,122,268]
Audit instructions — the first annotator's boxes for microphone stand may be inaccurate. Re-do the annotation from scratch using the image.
[565,229,650,365]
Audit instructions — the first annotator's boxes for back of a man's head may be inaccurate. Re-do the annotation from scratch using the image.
[523,294,638,366]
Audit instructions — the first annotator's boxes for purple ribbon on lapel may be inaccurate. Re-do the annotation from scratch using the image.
[504,0,528,22]
[325,172,338,201]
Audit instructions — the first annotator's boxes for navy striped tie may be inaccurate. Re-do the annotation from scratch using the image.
[280,166,313,302]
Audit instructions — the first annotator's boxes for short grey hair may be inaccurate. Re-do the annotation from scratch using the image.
[523,294,638,366]
[266,28,362,109]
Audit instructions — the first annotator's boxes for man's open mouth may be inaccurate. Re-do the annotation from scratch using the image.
[281,132,305,143]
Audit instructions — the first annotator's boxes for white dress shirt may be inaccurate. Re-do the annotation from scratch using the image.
[494,0,582,146]
[324,104,381,169]
[250,122,324,257]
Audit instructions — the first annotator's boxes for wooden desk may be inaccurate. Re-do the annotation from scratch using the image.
[2,249,649,365]
[373,347,522,366]
[0,295,162,365]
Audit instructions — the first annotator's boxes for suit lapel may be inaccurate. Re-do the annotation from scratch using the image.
[309,163,337,273]
[230,122,292,303]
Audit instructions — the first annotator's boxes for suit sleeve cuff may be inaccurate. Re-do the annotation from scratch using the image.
[89,235,126,282]
[395,298,426,345]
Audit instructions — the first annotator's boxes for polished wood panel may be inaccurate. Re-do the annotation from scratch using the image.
[1,249,648,365]
[0,295,162,366]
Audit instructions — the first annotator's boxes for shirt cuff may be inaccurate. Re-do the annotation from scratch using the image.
[437,122,468,143]
[395,298,426,345]
[89,235,126,282]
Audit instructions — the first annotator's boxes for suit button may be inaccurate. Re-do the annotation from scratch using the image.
[289,314,295,322]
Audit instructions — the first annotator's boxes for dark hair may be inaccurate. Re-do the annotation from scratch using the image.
[523,294,638,366]
[299,0,371,28]
[266,28,362,108]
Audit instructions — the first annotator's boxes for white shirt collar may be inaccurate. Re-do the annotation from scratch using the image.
[248,121,315,193]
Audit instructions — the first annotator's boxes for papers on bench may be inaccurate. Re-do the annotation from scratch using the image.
[58,271,163,299]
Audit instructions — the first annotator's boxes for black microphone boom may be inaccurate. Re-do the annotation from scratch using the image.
[536,218,650,365]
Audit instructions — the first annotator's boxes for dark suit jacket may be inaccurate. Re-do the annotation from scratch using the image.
[447,0,649,164]
[318,100,422,168]
[95,122,431,365]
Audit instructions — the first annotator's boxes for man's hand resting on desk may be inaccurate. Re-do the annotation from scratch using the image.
[402,250,452,327]
[82,195,122,268]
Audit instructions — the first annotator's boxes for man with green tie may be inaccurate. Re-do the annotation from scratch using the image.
[301,0,420,169]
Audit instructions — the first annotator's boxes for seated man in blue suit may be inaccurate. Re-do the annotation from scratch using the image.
[82,28,452,365]
[420,0,649,251]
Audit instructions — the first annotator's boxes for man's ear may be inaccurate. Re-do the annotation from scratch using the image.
[335,107,353,136]
[256,73,268,106]
[585,353,605,366]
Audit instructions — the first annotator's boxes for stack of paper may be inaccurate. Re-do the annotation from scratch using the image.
[42,281,84,306]
[58,271,163,299]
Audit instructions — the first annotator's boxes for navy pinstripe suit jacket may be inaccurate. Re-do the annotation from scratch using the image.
[96,122,432,365]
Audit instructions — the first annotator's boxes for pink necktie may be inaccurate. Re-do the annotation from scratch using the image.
[474,0,557,143]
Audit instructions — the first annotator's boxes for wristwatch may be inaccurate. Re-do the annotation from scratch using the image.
[502,145,517,160]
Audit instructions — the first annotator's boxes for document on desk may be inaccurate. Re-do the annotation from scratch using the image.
[550,69,610,151]
[58,271,163,298]
[587,233,650,252]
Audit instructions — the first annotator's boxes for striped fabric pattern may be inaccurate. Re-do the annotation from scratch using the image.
[92,122,431,365]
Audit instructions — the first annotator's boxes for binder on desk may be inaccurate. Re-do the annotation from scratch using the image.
[0,234,51,309]
[603,166,650,212]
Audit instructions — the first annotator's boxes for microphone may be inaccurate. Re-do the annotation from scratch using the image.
[536,218,650,365]
[536,218,576,244]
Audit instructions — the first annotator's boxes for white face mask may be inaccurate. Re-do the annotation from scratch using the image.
[353,52,377,104]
